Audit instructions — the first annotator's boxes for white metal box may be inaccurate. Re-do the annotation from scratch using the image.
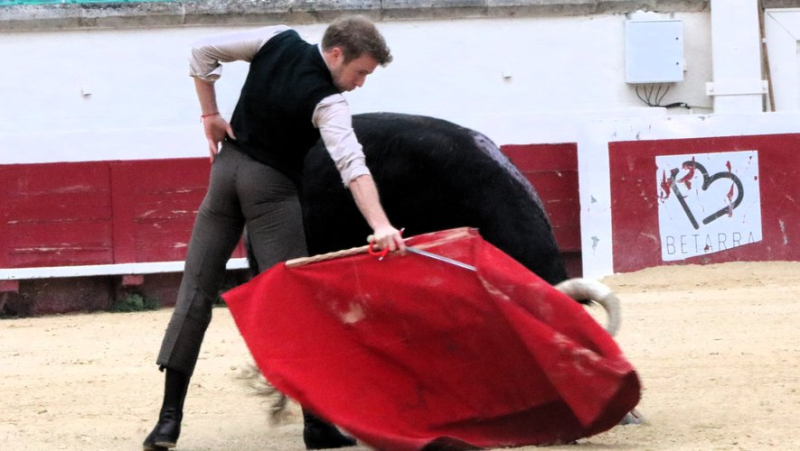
[625,20,684,84]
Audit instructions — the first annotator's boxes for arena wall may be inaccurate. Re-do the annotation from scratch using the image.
[0,144,578,315]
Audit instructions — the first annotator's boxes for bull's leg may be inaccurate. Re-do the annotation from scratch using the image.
[303,408,357,449]
[143,369,190,450]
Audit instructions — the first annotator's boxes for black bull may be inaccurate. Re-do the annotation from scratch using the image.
[241,112,641,425]
[245,112,569,286]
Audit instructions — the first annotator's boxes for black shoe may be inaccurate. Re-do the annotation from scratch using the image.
[143,430,167,450]
[143,369,190,450]
[302,409,357,450]
[142,412,182,449]
[142,429,170,450]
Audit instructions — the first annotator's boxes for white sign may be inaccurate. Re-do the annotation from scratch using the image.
[656,151,762,261]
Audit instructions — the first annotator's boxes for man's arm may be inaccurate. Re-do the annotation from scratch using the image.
[190,25,289,160]
[195,78,235,161]
[189,25,290,80]
[313,97,404,251]
[348,175,406,252]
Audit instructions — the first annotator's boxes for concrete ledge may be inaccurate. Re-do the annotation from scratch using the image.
[0,0,722,32]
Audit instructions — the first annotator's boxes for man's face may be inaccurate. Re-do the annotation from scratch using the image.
[328,47,379,92]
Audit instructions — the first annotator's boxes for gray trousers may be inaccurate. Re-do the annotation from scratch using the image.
[157,143,308,376]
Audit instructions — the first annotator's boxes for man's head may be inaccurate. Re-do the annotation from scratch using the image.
[322,15,392,92]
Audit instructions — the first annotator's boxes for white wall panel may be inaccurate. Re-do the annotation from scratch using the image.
[0,14,712,164]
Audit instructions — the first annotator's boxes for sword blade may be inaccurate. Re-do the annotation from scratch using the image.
[406,247,477,272]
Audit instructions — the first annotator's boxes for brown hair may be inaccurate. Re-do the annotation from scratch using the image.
[322,15,393,66]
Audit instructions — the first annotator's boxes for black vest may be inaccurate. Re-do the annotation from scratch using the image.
[228,30,340,184]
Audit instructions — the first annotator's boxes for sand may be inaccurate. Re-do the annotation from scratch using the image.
[2,261,799,450]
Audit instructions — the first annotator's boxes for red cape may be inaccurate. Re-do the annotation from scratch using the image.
[223,228,640,450]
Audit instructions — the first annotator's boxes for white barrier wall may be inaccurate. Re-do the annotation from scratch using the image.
[1,13,713,165]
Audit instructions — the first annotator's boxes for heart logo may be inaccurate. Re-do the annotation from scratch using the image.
[667,160,744,230]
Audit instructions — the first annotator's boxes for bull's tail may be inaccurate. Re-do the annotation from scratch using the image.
[554,278,621,336]
[237,364,291,424]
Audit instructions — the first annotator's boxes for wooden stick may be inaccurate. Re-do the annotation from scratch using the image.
[285,244,371,267]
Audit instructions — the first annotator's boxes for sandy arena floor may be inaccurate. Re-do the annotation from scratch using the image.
[2,261,799,450]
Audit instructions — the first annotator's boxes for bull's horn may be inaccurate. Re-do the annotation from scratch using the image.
[554,278,621,336]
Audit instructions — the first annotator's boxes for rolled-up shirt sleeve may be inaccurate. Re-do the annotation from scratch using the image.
[189,25,291,81]
[312,95,372,187]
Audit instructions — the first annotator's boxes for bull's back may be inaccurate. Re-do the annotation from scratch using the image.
[301,113,568,285]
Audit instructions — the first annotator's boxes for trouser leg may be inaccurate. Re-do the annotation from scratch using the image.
[157,147,245,376]
[145,147,245,449]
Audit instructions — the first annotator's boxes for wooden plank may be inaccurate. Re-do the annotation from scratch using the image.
[522,171,579,201]
[502,143,578,171]
[552,225,582,252]
[2,162,113,268]
[1,158,251,273]
[110,159,209,264]
[109,161,143,264]
[0,166,10,268]
[6,221,113,267]
[541,198,580,226]
[6,191,110,222]
[501,143,581,256]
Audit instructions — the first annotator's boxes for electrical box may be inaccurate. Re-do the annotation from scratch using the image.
[625,20,684,84]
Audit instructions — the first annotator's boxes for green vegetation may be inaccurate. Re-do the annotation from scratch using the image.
[110,293,160,313]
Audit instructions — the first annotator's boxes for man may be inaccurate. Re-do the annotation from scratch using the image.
[144,16,405,450]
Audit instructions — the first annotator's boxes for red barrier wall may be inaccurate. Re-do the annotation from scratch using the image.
[502,143,580,253]
[609,133,800,273]
[2,147,579,271]
[0,159,245,270]
[502,143,581,277]
[1,161,113,268]
[0,146,580,315]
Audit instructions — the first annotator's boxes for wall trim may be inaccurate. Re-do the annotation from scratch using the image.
[0,258,248,281]
[0,0,716,32]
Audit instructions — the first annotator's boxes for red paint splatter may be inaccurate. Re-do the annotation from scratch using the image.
[726,183,736,217]
[726,160,732,172]
[659,170,673,200]
[678,158,696,189]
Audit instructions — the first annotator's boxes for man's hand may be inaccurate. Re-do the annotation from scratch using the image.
[369,225,406,253]
[202,114,236,162]
[194,77,233,162]
[348,175,406,253]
